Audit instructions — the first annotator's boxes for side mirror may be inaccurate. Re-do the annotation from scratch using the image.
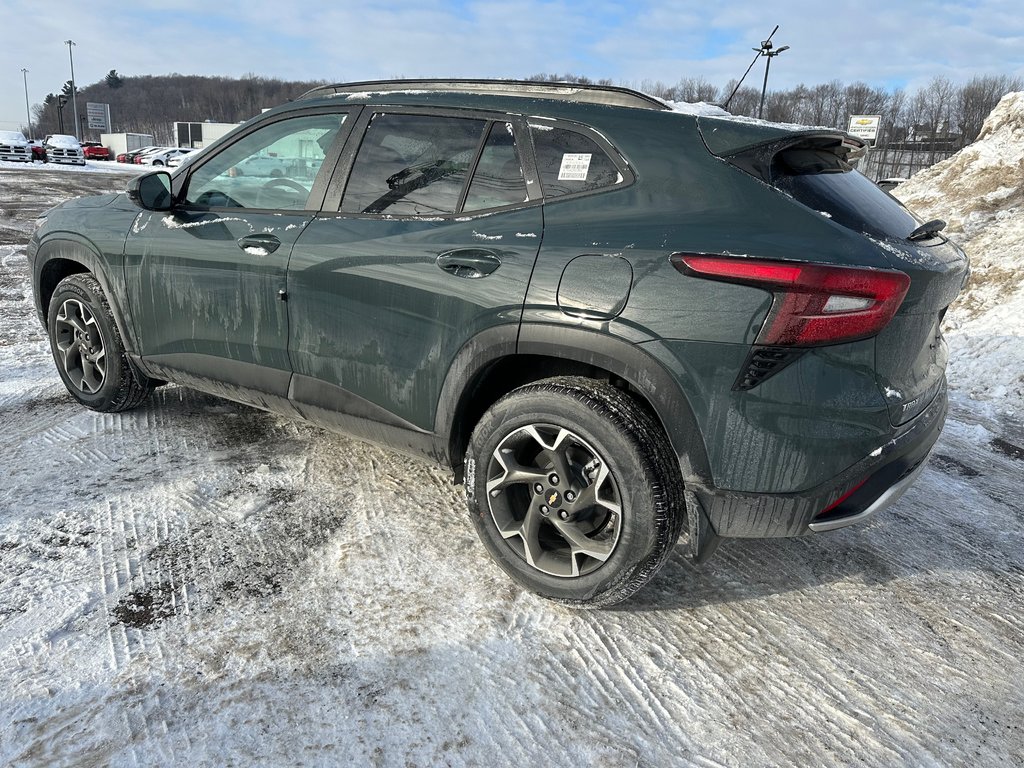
[127,171,173,211]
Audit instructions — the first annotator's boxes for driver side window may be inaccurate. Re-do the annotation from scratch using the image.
[183,113,347,210]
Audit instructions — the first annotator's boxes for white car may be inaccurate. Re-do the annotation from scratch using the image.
[142,147,194,167]
[0,130,33,163]
[167,150,200,169]
[43,134,86,165]
[230,154,294,177]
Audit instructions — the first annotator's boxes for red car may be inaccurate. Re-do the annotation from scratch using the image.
[81,142,111,161]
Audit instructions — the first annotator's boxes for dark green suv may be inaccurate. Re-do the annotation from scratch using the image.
[28,80,967,606]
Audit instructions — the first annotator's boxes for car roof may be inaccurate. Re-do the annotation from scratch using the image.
[297,79,669,112]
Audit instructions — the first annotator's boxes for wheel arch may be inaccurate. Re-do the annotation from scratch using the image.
[33,237,140,355]
[435,324,712,487]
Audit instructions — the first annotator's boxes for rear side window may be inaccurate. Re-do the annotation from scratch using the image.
[530,125,622,198]
[463,122,528,212]
[342,114,487,216]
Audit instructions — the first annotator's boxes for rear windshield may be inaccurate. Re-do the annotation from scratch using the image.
[774,150,922,241]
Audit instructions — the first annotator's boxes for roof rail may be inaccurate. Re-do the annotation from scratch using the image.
[298,79,669,111]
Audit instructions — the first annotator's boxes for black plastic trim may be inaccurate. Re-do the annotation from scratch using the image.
[516,324,712,485]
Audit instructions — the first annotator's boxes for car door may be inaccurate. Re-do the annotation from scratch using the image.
[123,109,352,406]
[286,108,543,441]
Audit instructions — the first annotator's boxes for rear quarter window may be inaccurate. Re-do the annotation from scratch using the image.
[530,124,625,198]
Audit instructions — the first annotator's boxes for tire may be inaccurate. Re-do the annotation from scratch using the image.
[47,274,154,413]
[465,376,686,607]
[153,160,164,166]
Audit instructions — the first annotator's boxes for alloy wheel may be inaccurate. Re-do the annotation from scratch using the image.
[54,298,106,394]
[485,424,623,577]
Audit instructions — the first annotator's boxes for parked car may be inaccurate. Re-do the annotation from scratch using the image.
[134,146,175,164]
[80,141,111,161]
[28,139,46,161]
[141,147,194,166]
[28,80,967,606]
[228,154,294,177]
[120,145,160,164]
[878,177,910,192]
[0,130,33,163]
[167,149,201,169]
[42,134,85,165]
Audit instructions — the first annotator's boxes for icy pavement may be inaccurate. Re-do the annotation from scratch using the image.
[1,168,1023,766]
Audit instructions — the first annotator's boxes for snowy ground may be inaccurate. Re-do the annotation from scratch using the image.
[0,159,149,176]
[1,167,1023,767]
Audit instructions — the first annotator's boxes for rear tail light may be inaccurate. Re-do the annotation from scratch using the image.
[671,254,910,346]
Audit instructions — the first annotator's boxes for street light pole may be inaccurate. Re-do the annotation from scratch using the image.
[757,39,789,119]
[21,68,32,139]
[65,39,79,140]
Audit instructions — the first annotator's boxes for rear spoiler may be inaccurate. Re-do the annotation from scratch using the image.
[697,116,865,183]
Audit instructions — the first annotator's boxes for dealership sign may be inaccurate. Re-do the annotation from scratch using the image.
[847,115,882,143]
[86,102,111,131]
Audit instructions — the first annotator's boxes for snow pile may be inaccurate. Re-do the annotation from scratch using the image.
[895,92,1024,411]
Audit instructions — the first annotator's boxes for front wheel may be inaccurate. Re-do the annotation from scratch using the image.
[465,377,686,607]
[47,274,155,412]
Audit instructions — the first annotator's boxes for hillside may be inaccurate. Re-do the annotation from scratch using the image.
[34,74,325,144]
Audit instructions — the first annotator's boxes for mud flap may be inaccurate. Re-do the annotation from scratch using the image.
[684,489,721,564]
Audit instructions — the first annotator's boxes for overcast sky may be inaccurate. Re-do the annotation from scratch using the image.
[3,0,1023,132]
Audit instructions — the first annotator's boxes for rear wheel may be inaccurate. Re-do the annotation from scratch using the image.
[466,377,685,607]
[47,274,155,412]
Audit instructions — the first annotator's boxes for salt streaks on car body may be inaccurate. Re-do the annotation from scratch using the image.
[161,215,256,233]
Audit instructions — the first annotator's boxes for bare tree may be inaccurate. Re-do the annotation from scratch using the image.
[958,74,1024,145]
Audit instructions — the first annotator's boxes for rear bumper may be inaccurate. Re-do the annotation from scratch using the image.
[694,380,947,538]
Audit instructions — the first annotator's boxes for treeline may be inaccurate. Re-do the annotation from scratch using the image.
[29,70,1022,152]
[532,72,1023,150]
[31,72,325,144]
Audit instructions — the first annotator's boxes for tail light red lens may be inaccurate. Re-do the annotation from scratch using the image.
[671,254,910,346]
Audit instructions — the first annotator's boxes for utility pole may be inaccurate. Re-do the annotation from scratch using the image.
[22,68,32,139]
[65,39,79,140]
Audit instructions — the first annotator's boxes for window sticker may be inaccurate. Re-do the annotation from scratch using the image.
[558,153,592,181]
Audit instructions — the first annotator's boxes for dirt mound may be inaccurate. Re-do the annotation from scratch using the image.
[894,92,1024,408]
[896,91,1024,235]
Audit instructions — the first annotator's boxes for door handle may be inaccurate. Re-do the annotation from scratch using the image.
[435,248,502,279]
[237,234,281,255]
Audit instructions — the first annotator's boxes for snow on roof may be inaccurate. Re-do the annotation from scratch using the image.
[662,100,730,117]
[894,91,1024,409]
[46,135,81,148]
